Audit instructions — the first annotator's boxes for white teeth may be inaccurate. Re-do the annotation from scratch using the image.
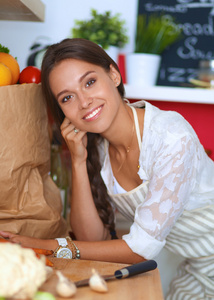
[85,107,101,120]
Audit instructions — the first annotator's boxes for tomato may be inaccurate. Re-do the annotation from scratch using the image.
[19,66,41,84]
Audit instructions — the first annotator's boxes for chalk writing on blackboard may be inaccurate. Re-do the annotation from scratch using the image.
[138,0,214,86]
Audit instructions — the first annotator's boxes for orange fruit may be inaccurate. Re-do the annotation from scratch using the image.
[0,62,12,86]
[0,52,20,84]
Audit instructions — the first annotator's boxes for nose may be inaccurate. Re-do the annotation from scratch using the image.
[77,91,93,109]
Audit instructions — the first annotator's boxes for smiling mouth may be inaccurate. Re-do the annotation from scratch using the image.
[83,105,103,121]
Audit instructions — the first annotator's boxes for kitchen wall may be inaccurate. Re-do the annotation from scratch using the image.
[0,1,209,297]
[0,0,138,71]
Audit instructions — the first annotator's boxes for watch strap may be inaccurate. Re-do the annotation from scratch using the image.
[55,238,68,247]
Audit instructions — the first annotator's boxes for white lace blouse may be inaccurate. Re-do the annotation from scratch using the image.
[100,100,214,259]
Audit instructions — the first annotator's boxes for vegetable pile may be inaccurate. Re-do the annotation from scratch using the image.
[0,44,41,87]
[0,243,48,299]
[0,240,109,299]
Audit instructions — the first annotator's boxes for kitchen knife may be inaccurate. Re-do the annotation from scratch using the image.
[74,260,157,287]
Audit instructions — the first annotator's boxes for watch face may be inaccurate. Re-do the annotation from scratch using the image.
[57,247,72,259]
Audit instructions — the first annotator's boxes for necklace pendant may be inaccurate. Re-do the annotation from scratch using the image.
[116,114,135,173]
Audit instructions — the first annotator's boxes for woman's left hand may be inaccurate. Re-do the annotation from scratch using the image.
[0,231,58,250]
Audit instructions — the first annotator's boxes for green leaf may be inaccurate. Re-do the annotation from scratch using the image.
[134,14,183,54]
[0,44,10,53]
[70,8,128,48]
[33,291,56,300]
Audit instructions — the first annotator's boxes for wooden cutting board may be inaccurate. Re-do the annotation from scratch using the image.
[40,258,164,299]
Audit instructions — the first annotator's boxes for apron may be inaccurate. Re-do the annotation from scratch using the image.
[106,105,214,299]
[165,205,214,300]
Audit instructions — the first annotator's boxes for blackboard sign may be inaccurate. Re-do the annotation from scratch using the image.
[138,1,214,87]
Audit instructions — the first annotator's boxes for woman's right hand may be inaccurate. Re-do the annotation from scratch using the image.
[60,117,88,165]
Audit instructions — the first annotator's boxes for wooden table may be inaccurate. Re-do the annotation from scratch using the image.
[40,258,164,299]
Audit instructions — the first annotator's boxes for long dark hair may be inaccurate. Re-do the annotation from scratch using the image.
[41,38,125,238]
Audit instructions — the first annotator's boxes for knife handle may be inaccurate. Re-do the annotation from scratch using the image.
[114,260,157,279]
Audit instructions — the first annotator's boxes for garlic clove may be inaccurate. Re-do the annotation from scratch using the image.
[89,269,108,293]
[45,266,53,280]
[56,271,77,298]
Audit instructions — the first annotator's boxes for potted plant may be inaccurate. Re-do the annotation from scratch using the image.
[71,9,128,62]
[126,14,182,86]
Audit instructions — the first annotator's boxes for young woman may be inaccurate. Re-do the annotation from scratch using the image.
[1,38,214,299]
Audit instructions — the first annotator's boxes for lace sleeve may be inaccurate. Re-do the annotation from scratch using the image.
[136,134,198,241]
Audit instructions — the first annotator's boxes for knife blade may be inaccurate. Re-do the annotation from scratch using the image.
[74,259,157,287]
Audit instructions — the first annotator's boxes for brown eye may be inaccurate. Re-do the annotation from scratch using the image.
[62,95,73,103]
[86,79,95,87]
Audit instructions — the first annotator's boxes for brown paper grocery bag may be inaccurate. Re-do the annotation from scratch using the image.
[0,83,68,238]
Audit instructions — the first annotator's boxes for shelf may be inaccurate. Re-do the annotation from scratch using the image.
[0,0,45,22]
[124,85,214,105]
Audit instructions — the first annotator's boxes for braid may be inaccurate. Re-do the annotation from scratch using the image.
[40,38,125,239]
[87,133,118,239]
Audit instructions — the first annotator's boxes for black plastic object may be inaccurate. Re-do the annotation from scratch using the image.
[114,260,157,279]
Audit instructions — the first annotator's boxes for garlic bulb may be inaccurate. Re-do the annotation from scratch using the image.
[56,271,77,298]
[89,269,108,293]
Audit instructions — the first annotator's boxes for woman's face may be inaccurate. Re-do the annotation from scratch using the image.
[49,58,122,134]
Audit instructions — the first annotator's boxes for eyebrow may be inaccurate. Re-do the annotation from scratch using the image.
[79,70,95,82]
[56,70,96,100]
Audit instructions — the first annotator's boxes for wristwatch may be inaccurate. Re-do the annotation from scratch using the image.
[54,238,73,259]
